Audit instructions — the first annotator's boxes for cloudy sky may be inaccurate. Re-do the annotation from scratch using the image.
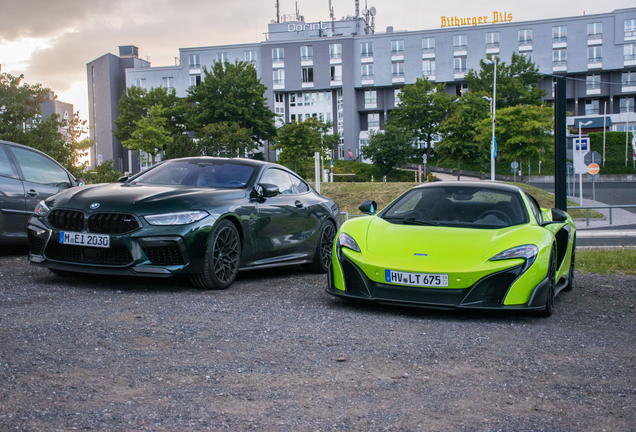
[0,0,633,121]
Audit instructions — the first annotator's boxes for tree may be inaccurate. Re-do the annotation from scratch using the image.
[199,121,255,158]
[466,53,546,109]
[122,104,173,165]
[0,73,51,143]
[437,92,490,180]
[477,105,554,175]
[187,60,277,155]
[163,134,201,160]
[389,77,452,169]
[360,124,414,177]
[114,86,186,143]
[273,117,323,173]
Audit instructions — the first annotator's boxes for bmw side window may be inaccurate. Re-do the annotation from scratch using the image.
[11,147,71,188]
[290,174,309,194]
[260,169,294,195]
[0,146,19,178]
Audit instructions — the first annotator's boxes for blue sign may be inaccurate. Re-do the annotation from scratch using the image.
[574,138,589,151]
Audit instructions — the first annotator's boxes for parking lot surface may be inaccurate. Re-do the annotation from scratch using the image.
[1,253,635,431]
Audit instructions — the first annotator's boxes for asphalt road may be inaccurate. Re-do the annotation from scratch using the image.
[529,182,636,214]
[1,252,635,431]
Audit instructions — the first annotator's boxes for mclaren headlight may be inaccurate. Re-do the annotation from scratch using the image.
[490,245,538,271]
[144,210,210,226]
[337,232,360,253]
[34,200,50,217]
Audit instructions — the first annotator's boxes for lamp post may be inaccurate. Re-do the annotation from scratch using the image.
[576,119,593,205]
[483,58,496,181]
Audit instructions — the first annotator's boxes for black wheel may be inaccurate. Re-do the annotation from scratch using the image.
[190,219,241,290]
[536,247,556,317]
[49,268,77,277]
[564,237,576,292]
[306,220,336,274]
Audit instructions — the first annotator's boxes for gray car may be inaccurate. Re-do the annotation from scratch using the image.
[0,140,81,246]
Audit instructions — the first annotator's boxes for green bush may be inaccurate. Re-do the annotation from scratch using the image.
[588,131,635,174]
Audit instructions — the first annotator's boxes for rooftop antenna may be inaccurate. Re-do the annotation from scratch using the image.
[329,0,335,21]
[276,0,280,23]
[355,0,359,18]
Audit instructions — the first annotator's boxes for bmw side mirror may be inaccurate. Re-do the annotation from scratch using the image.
[359,200,377,215]
[551,208,568,222]
[76,180,85,187]
[258,183,279,198]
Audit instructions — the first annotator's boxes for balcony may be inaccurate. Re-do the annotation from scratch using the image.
[422,47,435,54]
[552,60,567,71]
[329,53,342,59]
[585,108,600,116]
[453,45,467,52]
[552,36,567,43]
[623,80,636,92]
[423,69,436,77]
[587,34,602,45]
[391,50,404,56]
[586,81,601,95]
[486,42,500,49]
[519,39,533,46]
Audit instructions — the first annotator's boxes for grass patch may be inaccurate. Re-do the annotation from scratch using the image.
[576,248,636,275]
[320,181,604,220]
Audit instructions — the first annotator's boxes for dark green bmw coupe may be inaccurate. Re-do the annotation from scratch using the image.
[28,157,340,289]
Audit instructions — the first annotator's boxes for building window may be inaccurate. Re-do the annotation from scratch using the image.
[586,74,600,90]
[272,48,284,63]
[486,32,499,49]
[133,78,146,89]
[519,29,533,45]
[189,75,201,87]
[329,43,342,59]
[453,35,467,51]
[454,57,467,73]
[588,22,602,40]
[585,99,599,115]
[330,65,342,81]
[273,69,285,85]
[361,42,373,58]
[391,40,404,55]
[162,77,174,92]
[588,46,602,63]
[216,52,228,63]
[422,37,435,54]
[625,44,636,61]
[364,90,377,105]
[623,71,636,85]
[302,67,314,83]
[289,93,296,107]
[620,97,634,113]
[422,59,435,77]
[394,88,401,105]
[392,61,405,78]
[552,26,567,43]
[245,51,257,64]
[361,64,374,80]
[553,49,567,66]
[300,46,313,61]
[626,19,636,38]
[189,54,200,68]
[456,83,467,96]
[368,113,380,128]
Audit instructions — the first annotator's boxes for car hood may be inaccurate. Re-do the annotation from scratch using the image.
[46,183,249,215]
[361,217,537,272]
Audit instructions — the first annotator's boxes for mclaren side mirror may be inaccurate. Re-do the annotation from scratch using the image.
[117,176,129,183]
[359,200,377,215]
[258,183,280,198]
[551,208,568,222]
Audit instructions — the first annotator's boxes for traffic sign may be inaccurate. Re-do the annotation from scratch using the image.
[587,173,600,182]
[587,163,600,175]
[584,150,601,165]
[510,161,519,169]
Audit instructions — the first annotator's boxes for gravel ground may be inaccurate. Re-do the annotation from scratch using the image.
[1,250,635,431]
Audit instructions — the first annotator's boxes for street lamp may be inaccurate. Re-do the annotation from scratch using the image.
[482,58,497,181]
[576,119,593,205]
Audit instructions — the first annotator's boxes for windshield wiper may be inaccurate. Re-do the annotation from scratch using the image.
[384,216,438,226]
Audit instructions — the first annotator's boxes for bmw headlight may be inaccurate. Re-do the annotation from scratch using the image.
[337,232,360,253]
[490,245,538,271]
[34,200,50,217]
[144,210,210,226]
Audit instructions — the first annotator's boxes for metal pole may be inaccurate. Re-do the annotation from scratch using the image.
[554,76,568,212]
[603,102,606,168]
[491,60,496,182]
[627,117,630,167]
[578,125,583,206]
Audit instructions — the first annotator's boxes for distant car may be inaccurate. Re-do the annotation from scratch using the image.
[327,182,576,317]
[28,157,340,289]
[0,140,82,246]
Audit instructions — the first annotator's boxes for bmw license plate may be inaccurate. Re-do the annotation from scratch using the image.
[60,231,110,248]
[385,270,448,287]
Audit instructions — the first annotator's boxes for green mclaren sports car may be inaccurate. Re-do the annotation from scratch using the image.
[327,182,576,316]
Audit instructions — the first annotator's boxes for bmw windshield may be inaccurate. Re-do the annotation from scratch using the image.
[130,160,255,188]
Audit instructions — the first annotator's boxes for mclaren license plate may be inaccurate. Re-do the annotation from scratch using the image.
[385,270,448,287]
[60,231,110,248]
